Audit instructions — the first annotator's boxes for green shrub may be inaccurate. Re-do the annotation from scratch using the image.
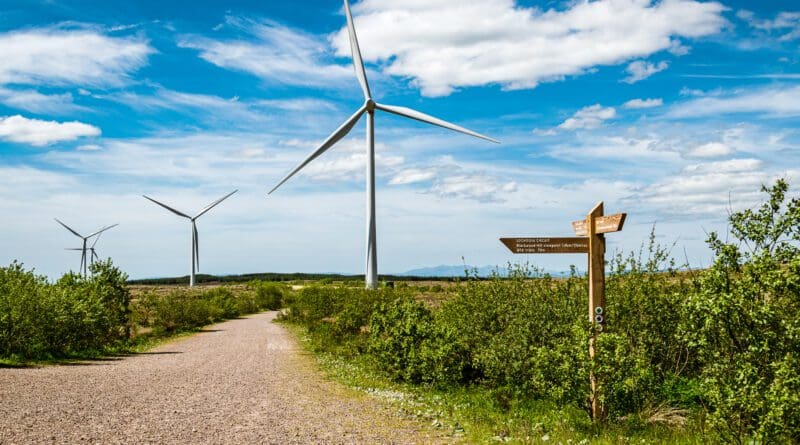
[680,179,800,443]
[0,260,131,359]
[248,281,285,310]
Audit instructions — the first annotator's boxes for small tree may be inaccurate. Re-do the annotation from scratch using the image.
[682,179,800,443]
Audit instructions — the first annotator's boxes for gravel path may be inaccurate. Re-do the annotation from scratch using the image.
[0,312,446,444]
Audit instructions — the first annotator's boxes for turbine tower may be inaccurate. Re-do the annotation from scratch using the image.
[55,219,118,277]
[269,0,499,289]
[143,190,237,287]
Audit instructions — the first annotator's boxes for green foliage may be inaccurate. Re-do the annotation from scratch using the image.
[133,285,279,334]
[248,280,285,310]
[680,179,800,443]
[0,260,131,360]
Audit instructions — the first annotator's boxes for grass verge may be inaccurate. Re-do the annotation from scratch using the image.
[285,321,709,444]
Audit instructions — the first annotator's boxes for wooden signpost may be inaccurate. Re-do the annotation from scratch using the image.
[500,201,626,421]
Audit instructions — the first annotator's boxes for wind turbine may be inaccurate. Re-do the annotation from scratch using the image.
[143,190,238,287]
[268,0,499,289]
[55,219,118,277]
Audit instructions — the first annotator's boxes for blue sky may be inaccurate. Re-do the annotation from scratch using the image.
[1,0,799,279]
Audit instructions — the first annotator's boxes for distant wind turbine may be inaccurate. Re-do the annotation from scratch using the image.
[55,218,118,277]
[143,190,238,287]
[269,0,499,289]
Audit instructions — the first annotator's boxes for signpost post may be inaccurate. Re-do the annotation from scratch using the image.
[500,201,626,421]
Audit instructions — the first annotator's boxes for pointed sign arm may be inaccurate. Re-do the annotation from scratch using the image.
[374,103,500,144]
[269,104,367,194]
[143,195,191,218]
[54,218,84,239]
[87,223,118,239]
[194,190,238,219]
[344,0,371,100]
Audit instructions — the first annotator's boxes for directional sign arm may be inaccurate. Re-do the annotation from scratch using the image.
[572,213,626,236]
[501,237,589,254]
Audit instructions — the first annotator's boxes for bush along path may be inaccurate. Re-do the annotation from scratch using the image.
[0,311,448,444]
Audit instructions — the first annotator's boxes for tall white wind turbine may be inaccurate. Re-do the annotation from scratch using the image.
[55,219,118,277]
[143,190,238,287]
[269,0,498,289]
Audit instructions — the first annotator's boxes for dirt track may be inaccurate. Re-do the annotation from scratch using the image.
[0,312,444,444]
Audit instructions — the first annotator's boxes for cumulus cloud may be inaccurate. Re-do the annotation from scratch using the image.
[330,0,725,96]
[0,28,152,87]
[0,87,87,115]
[738,9,800,41]
[558,105,616,131]
[302,152,404,182]
[0,115,100,146]
[622,98,663,109]
[630,158,784,217]
[431,175,517,202]
[669,84,800,118]
[687,142,733,158]
[623,60,668,83]
[389,168,437,185]
[179,17,351,87]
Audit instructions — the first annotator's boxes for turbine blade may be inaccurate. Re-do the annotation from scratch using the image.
[269,105,367,194]
[375,103,500,144]
[143,195,191,218]
[193,224,199,271]
[90,231,103,249]
[65,248,83,251]
[344,0,371,100]
[194,190,238,219]
[54,218,83,239]
[88,223,118,239]
[92,249,99,262]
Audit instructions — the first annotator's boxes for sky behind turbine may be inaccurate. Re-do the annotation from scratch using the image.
[1,0,799,279]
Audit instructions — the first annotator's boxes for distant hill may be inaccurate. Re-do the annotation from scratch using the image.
[401,265,575,278]
[400,265,507,278]
[127,265,575,285]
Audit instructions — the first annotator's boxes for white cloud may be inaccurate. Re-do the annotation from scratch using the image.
[331,0,725,96]
[388,168,436,185]
[558,104,616,131]
[77,144,103,151]
[623,60,668,84]
[0,115,100,146]
[631,158,780,217]
[0,87,87,114]
[431,174,517,202]
[0,28,152,87]
[179,17,351,87]
[687,142,733,158]
[738,10,800,41]
[622,98,663,109]
[255,98,337,112]
[303,151,404,182]
[669,84,800,118]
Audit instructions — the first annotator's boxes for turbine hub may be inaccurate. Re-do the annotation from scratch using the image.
[366,99,376,112]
